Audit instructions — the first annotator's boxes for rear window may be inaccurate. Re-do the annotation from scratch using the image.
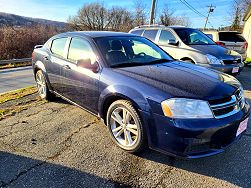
[142,29,158,41]
[130,29,144,36]
[51,38,68,57]
[219,32,245,42]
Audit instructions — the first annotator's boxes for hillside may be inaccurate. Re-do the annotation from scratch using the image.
[0,12,66,28]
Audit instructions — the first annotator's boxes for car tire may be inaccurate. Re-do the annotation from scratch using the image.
[106,100,147,153]
[35,70,54,100]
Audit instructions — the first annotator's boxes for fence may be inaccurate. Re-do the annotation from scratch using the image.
[0,58,32,65]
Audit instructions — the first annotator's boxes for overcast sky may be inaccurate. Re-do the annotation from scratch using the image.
[0,0,234,28]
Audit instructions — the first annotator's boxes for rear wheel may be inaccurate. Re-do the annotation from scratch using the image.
[106,100,147,153]
[35,70,54,100]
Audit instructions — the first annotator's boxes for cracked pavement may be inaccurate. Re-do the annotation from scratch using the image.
[0,67,251,187]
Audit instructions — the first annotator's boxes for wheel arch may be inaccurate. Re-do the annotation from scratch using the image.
[98,86,150,123]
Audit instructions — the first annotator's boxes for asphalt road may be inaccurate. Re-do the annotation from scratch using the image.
[0,67,251,188]
[0,66,35,94]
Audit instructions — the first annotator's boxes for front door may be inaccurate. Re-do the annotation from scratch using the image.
[61,37,100,114]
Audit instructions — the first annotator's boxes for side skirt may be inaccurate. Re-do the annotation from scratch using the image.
[53,91,101,119]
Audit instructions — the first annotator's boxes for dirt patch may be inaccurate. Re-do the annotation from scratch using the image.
[0,87,44,120]
[0,62,31,70]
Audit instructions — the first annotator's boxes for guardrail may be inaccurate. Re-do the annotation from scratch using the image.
[0,58,32,65]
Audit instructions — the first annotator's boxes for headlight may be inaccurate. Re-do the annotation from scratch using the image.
[161,98,213,119]
[206,54,223,65]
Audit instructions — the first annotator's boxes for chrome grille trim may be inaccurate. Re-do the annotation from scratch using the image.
[209,89,244,119]
[210,95,236,109]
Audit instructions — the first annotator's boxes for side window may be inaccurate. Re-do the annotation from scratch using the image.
[131,29,144,36]
[51,38,68,57]
[44,40,52,50]
[143,29,158,41]
[68,38,95,63]
[158,30,176,45]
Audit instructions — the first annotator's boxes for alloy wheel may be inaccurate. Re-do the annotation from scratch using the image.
[110,107,139,147]
[36,71,47,99]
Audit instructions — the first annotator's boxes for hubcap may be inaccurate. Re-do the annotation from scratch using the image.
[36,72,46,98]
[110,107,139,147]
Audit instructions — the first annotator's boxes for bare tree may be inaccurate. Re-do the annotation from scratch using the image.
[159,5,174,26]
[133,0,147,26]
[0,25,59,59]
[158,5,191,27]
[108,7,134,32]
[230,0,251,30]
[68,3,109,31]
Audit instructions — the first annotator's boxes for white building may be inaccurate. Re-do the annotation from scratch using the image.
[243,5,251,60]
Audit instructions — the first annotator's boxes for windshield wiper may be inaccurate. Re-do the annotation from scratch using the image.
[110,59,172,68]
[148,59,172,64]
[110,62,144,68]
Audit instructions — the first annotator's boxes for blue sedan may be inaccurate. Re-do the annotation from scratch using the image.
[32,31,250,158]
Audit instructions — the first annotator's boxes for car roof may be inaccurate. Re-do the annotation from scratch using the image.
[55,31,135,39]
[132,25,190,30]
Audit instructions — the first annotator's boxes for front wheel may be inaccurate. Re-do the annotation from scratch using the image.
[106,100,147,153]
[35,70,54,100]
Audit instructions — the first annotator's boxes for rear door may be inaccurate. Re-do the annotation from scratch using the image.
[157,29,178,58]
[61,37,100,113]
[219,32,246,55]
[46,37,69,93]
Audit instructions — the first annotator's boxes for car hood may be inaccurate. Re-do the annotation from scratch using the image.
[189,45,240,60]
[114,61,240,100]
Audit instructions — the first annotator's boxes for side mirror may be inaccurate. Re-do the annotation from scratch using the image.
[167,39,179,46]
[76,59,99,73]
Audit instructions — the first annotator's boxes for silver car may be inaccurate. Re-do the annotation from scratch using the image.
[203,30,247,59]
[129,25,244,75]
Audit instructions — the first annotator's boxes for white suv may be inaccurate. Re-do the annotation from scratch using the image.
[203,31,248,59]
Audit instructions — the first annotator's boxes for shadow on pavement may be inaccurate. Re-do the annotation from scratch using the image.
[0,151,129,188]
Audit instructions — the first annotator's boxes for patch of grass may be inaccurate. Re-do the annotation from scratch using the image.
[0,62,31,70]
[245,57,251,65]
[0,86,37,104]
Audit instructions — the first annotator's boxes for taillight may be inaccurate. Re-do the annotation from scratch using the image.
[32,52,35,60]
[243,42,248,49]
[215,41,225,47]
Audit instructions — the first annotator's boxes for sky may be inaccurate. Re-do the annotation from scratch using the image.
[0,0,234,29]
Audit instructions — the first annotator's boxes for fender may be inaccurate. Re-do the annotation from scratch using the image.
[33,60,53,91]
[34,60,46,73]
[98,85,151,119]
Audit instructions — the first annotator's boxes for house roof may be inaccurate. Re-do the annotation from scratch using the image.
[243,4,251,21]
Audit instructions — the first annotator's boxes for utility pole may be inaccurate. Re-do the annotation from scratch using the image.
[204,4,216,30]
[149,0,157,25]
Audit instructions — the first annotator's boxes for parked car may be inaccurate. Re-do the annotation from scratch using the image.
[203,30,248,59]
[129,25,244,75]
[32,31,250,159]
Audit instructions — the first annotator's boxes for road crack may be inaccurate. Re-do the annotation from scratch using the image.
[0,161,46,187]
[47,118,99,160]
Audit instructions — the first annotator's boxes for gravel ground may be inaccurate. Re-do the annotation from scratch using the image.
[0,67,251,188]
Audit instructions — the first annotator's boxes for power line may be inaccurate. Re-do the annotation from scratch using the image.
[179,0,207,18]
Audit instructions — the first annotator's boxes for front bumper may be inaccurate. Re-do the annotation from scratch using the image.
[141,101,250,159]
[199,63,244,75]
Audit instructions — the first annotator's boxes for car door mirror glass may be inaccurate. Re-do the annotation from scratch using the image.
[76,59,99,73]
[167,39,178,46]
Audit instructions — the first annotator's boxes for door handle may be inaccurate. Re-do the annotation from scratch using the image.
[63,65,71,70]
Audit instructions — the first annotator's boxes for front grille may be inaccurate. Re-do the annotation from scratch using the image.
[223,59,241,65]
[209,89,244,118]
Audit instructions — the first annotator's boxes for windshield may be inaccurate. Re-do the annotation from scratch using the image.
[95,36,173,67]
[174,28,216,45]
